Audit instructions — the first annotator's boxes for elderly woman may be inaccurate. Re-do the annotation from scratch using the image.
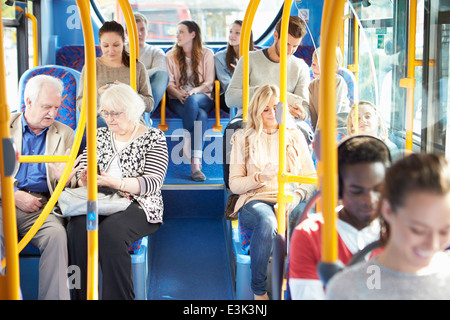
[67,83,168,300]
[229,84,317,299]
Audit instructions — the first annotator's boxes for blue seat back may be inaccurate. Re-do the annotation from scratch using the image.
[56,45,102,72]
[18,65,81,130]
[337,67,358,108]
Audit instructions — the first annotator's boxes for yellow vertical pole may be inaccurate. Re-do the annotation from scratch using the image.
[400,0,417,152]
[26,13,39,67]
[118,0,137,91]
[0,7,21,300]
[240,0,261,123]
[76,0,98,300]
[15,7,39,67]
[319,0,347,264]
[276,0,293,237]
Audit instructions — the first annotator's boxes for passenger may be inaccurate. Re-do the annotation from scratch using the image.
[229,84,316,300]
[133,12,169,111]
[223,16,311,190]
[166,20,215,181]
[326,153,450,300]
[67,83,168,300]
[76,20,153,126]
[289,135,391,299]
[5,75,77,299]
[214,19,254,113]
[308,46,350,131]
[346,100,399,158]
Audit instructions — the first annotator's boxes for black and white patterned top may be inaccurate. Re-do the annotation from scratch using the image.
[78,126,168,223]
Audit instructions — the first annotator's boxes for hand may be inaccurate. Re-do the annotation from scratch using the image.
[230,58,239,69]
[48,150,83,185]
[260,162,279,182]
[78,167,88,186]
[189,87,202,95]
[97,170,121,190]
[98,81,120,95]
[15,190,43,213]
[177,89,190,104]
[288,103,306,120]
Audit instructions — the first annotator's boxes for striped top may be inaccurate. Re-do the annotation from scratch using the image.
[78,126,168,223]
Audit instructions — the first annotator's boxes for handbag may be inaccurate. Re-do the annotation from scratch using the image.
[224,193,239,220]
[53,186,132,217]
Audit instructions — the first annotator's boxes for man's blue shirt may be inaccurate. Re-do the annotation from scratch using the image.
[14,117,49,193]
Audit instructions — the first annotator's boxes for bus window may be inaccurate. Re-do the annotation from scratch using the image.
[2,0,36,112]
[93,0,284,43]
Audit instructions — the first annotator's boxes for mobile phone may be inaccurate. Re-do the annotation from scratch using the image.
[97,164,101,175]
[106,82,115,86]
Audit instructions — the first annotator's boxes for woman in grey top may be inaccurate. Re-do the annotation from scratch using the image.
[214,20,254,113]
[326,153,450,300]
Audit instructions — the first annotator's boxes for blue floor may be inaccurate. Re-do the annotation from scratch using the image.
[148,218,234,300]
[146,117,235,300]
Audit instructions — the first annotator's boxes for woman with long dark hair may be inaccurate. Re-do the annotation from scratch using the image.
[166,20,215,181]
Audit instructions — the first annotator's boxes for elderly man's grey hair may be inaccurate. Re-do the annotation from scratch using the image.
[24,75,64,105]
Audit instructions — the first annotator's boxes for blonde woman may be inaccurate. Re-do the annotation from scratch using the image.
[229,84,316,299]
[346,100,398,156]
[308,46,350,131]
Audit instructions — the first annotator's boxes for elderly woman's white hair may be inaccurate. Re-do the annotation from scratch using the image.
[24,75,64,105]
[100,83,145,123]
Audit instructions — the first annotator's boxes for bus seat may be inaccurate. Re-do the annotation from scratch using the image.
[337,67,358,108]
[232,226,253,300]
[18,65,81,130]
[56,45,102,72]
[238,213,252,254]
[19,236,149,300]
[294,45,315,66]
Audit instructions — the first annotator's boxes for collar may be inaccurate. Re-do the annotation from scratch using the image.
[21,115,49,137]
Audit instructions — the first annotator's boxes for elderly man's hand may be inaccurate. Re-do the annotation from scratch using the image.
[15,190,43,213]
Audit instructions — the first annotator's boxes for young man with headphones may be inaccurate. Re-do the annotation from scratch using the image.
[288,135,392,300]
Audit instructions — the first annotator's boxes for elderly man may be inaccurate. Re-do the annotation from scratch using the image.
[8,75,75,299]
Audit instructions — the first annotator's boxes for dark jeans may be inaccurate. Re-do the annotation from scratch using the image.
[67,202,160,300]
[240,200,278,296]
[168,93,214,159]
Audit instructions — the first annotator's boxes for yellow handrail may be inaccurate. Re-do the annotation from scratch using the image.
[276,2,291,238]
[75,0,98,300]
[158,93,168,131]
[276,3,319,238]
[15,7,39,67]
[117,0,137,91]
[212,80,223,132]
[240,0,260,123]
[319,0,347,264]
[0,7,21,300]
[400,0,417,152]
[26,13,39,67]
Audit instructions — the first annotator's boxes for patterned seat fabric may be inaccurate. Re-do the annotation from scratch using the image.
[19,65,80,130]
[238,213,252,254]
[337,67,358,108]
[55,45,102,72]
